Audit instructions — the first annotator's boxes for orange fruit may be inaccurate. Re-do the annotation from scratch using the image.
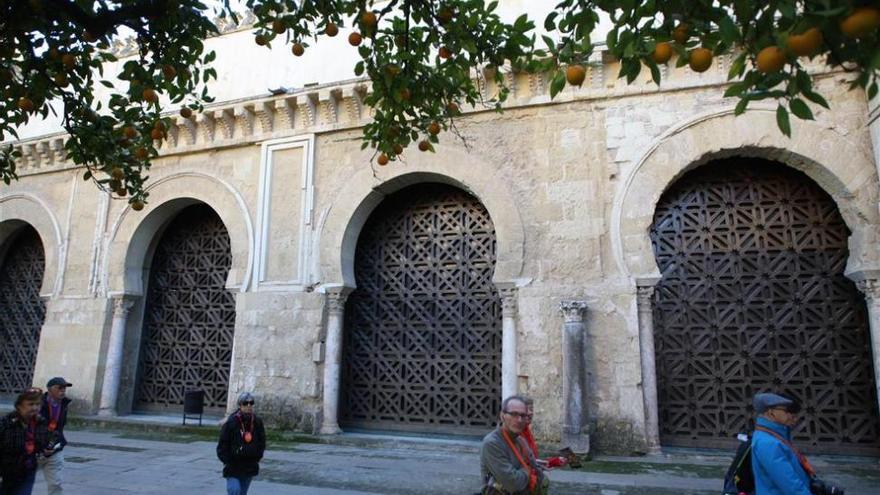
[272,20,286,34]
[673,23,690,44]
[116,187,127,197]
[439,46,453,59]
[446,102,460,115]
[162,64,177,79]
[150,128,165,140]
[111,167,125,180]
[418,140,431,152]
[398,88,411,101]
[756,46,786,73]
[325,23,339,37]
[153,120,166,132]
[377,153,389,166]
[652,42,673,64]
[348,32,363,46]
[361,11,378,29]
[135,147,149,160]
[123,126,138,139]
[427,122,441,135]
[566,64,586,86]
[786,28,823,57]
[142,88,158,103]
[179,107,193,119]
[131,200,145,211]
[61,53,76,70]
[291,43,305,56]
[255,34,268,46]
[17,97,35,112]
[83,31,97,43]
[688,48,713,73]
[840,7,880,38]
[53,73,68,87]
[393,144,404,155]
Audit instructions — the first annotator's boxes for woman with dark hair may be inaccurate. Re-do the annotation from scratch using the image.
[217,392,266,495]
[0,388,52,495]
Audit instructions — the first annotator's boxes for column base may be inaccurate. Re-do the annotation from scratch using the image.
[319,423,342,435]
[561,432,590,455]
[96,408,117,417]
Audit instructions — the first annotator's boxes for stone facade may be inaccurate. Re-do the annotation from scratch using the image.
[3,28,880,455]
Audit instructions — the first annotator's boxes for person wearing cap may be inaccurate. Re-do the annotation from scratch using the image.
[216,392,266,495]
[750,392,812,495]
[0,388,52,495]
[38,377,72,495]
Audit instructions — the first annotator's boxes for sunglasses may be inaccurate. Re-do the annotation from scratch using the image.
[240,401,255,406]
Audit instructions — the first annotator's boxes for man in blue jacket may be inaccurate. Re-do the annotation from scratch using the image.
[750,392,813,495]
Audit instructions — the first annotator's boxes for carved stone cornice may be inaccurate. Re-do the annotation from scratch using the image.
[560,300,588,323]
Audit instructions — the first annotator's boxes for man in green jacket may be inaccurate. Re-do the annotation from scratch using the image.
[480,395,547,495]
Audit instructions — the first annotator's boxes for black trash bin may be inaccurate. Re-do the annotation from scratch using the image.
[183,390,205,426]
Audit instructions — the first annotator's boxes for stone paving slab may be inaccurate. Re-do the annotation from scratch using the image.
[20,426,880,495]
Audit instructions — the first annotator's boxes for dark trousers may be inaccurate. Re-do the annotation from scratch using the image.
[0,469,36,495]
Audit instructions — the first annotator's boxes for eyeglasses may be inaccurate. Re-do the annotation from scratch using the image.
[240,401,255,406]
[503,411,531,420]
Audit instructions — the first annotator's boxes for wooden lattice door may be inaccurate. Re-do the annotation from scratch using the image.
[134,205,236,412]
[341,183,502,434]
[0,226,46,395]
[650,158,880,454]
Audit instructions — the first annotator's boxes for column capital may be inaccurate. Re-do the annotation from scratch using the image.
[856,279,880,301]
[560,300,588,323]
[636,285,655,300]
[325,288,352,315]
[499,287,518,317]
[111,296,135,317]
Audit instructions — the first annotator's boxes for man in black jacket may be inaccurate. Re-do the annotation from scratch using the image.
[217,392,266,495]
[39,377,71,495]
[0,388,52,495]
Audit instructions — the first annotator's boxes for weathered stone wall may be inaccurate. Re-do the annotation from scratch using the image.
[2,57,878,454]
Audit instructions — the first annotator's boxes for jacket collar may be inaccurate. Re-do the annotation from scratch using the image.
[756,416,791,439]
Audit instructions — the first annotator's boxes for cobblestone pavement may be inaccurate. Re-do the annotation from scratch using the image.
[26,426,879,495]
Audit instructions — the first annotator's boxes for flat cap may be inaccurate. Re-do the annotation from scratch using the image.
[46,377,72,388]
[753,392,796,414]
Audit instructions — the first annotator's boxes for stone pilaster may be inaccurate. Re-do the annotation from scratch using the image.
[320,288,351,434]
[98,296,135,416]
[559,300,590,454]
[636,284,661,454]
[856,278,880,418]
[500,287,518,400]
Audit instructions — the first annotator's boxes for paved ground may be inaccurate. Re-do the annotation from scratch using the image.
[22,422,878,495]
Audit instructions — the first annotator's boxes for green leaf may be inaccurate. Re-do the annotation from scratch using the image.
[544,11,558,31]
[734,97,750,115]
[549,70,566,98]
[724,82,748,98]
[789,98,814,120]
[802,89,830,109]
[776,104,791,137]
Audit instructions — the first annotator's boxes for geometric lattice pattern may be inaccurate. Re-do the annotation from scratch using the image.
[341,183,502,435]
[650,158,880,454]
[135,205,236,411]
[0,226,46,396]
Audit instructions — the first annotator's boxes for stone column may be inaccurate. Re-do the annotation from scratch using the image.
[320,288,350,434]
[636,284,662,454]
[559,300,590,454]
[98,296,135,416]
[500,287,518,399]
[856,278,880,417]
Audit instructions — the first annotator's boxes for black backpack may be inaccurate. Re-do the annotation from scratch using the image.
[723,433,754,495]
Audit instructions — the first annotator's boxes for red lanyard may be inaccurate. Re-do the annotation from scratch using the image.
[501,428,537,494]
[755,426,816,477]
[24,416,36,455]
[48,399,61,432]
[236,413,254,444]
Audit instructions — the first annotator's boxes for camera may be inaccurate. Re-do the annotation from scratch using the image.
[810,478,844,495]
